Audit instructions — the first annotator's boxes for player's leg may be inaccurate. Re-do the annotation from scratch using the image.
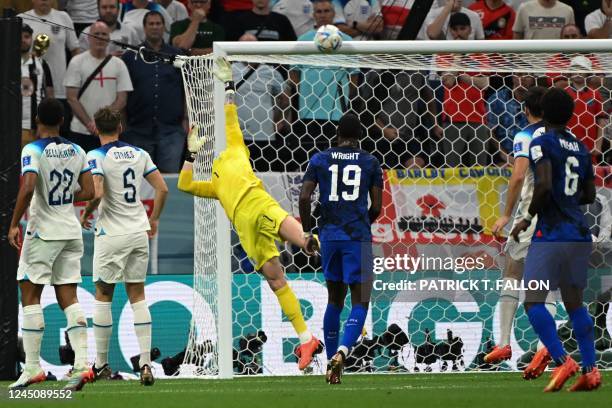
[124,232,154,385]
[126,282,154,385]
[485,255,521,363]
[92,281,115,379]
[10,237,59,389]
[324,280,347,383]
[278,215,309,249]
[561,242,601,391]
[9,281,47,389]
[53,239,92,391]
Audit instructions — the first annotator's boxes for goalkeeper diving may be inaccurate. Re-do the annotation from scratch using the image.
[178,58,322,370]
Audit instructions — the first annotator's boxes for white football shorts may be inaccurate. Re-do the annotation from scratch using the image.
[17,236,83,285]
[93,232,149,284]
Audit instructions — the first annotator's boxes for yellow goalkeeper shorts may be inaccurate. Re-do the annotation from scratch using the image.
[233,187,289,271]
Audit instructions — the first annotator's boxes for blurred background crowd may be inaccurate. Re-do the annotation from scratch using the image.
[5,0,612,172]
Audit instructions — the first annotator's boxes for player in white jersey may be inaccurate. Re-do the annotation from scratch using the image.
[8,98,94,391]
[80,107,168,386]
[485,86,557,371]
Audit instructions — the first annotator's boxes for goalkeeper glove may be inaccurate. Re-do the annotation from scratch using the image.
[185,123,206,162]
[213,57,235,92]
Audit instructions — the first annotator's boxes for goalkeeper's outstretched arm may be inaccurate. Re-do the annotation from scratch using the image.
[178,162,217,198]
[215,58,247,152]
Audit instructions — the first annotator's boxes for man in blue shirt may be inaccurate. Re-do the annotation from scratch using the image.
[284,0,359,170]
[487,74,533,156]
[299,113,383,384]
[122,11,185,173]
[511,88,600,392]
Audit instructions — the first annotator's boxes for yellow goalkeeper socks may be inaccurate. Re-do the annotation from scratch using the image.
[274,284,312,344]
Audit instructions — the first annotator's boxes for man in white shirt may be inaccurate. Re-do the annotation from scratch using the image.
[64,0,98,35]
[513,0,575,39]
[81,107,168,384]
[271,0,315,36]
[65,22,133,152]
[334,0,383,40]
[586,0,612,38]
[423,0,485,40]
[18,0,80,134]
[122,0,174,42]
[156,0,189,22]
[79,0,140,55]
[8,98,94,391]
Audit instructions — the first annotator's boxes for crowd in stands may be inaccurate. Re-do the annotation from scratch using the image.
[9,0,612,172]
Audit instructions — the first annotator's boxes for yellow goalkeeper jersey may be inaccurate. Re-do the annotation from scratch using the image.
[177,104,264,223]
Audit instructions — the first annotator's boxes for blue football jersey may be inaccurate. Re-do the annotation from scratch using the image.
[529,129,594,242]
[303,147,383,241]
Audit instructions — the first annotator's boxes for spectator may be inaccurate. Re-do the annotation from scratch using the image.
[64,21,133,152]
[79,0,140,55]
[123,0,174,42]
[231,33,288,170]
[0,0,58,15]
[438,13,490,166]
[156,0,189,21]
[64,0,98,35]
[468,0,515,40]
[487,74,534,157]
[379,0,410,39]
[513,0,574,39]
[586,0,612,38]
[222,0,252,12]
[271,0,315,36]
[564,56,608,161]
[122,11,186,173]
[171,0,225,55]
[360,70,429,168]
[226,0,296,41]
[334,0,384,40]
[423,0,485,40]
[20,24,54,147]
[285,0,358,170]
[19,0,80,136]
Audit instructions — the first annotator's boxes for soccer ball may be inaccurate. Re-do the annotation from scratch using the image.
[314,25,343,53]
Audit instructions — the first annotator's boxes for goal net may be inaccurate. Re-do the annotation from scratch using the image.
[177,40,612,378]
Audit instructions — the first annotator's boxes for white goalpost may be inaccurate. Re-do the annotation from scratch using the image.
[176,40,612,379]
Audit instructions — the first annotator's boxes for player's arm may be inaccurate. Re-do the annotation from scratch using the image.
[8,173,37,250]
[177,162,217,198]
[145,170,169,237]
[510,142,551,242]
[492,156,529,236]
[213,57,247,151]
[579,159,596,205]
[368,185,383,224]
[81,174,104,229]
[74,170,94,202]
[299,160,319,255]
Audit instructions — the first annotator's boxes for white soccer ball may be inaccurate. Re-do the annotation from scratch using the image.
[314,25,343,53]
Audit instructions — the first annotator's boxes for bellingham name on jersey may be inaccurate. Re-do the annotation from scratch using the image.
[303,146,383,242]
[529,129,594,242]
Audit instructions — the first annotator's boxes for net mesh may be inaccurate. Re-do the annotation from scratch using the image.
[178,49,612,377]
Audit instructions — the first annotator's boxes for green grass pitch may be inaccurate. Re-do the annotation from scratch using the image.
[2,371,611,408]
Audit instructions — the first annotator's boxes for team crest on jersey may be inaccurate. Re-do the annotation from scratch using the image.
[88,159,97,169]
[23,156,31,166]
[51,25,60,34]
[303,4,311,14]
[514,142,522,153]
[361,5,370,15]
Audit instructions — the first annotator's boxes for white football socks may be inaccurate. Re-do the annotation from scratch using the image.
[131,300,152,367]
[499,277,519,347]
[93,300,113,367]
[64,303,88,370]
[22,304,45,370]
